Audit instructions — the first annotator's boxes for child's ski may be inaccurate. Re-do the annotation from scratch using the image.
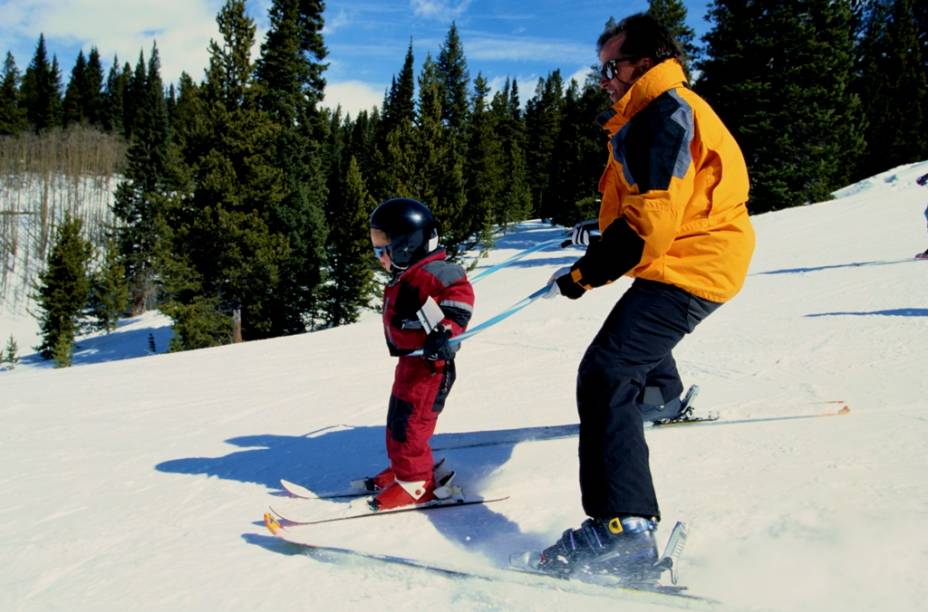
[279,458,453,500]
[268,485,508,525]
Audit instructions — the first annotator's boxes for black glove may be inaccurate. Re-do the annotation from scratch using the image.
[423,325,455,361]
[555,271,586,300]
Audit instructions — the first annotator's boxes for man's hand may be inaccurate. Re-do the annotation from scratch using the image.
[570,219,601,247]
[544,266,585,300]
[422,325,455,361]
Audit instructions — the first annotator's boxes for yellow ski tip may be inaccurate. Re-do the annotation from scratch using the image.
[264,511,282,535]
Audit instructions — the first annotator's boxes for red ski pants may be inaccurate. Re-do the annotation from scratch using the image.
[385,357,456,482]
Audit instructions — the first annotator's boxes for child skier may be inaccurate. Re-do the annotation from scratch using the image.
[365,197,474,510]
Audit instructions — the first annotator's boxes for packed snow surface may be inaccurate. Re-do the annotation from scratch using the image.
[2,162,927,611]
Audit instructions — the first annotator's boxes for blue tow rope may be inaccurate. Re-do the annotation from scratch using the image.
[469,238,564,283]
[407,285,549,357]
[407,235,567,357]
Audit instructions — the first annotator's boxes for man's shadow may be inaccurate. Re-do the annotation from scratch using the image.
[157,423,578,564]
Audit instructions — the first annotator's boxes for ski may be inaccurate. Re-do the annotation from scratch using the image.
[651,411,720,428]
[279,478,368,500]
[263,514,717,608]
[663,403,850,429]
[433,402,850,450]
[279,457,453,501]
[268,485,509,525]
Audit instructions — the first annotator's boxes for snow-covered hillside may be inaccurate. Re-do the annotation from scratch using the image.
[2,162,927,611]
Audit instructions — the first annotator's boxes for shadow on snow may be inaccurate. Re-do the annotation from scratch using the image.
[157,422,577,564]
[755,257,914,276]
[805,308,928,318]
[16,321,173,369]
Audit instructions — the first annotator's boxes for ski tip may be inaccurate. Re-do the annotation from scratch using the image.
[264,511,283,536]
[508,550,540,570]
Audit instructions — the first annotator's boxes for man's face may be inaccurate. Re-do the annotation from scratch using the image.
[598,33,651,103]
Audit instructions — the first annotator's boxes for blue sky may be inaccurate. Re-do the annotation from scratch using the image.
[1,0,712,117]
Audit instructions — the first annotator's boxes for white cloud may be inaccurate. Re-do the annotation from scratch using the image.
[410,0,471,20]
[321,80,384,118]
[466,35,592,64]
[566,65,594,88]
[1,0,223,83]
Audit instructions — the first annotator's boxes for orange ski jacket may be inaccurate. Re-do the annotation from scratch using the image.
[570,59,755,303]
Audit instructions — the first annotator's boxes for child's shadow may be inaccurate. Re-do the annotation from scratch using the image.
[156,423,575,564]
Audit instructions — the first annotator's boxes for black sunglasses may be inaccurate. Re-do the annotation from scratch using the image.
[373,244,391,258]
[600,56,638,81]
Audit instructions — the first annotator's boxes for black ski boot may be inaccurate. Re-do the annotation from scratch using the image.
[537,516,661,584]
[640,385,700,424]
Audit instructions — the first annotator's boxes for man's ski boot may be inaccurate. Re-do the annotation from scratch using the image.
[640,385,701,424]
[532,516,662,585]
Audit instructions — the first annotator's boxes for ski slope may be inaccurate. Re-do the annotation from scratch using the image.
[2,162,927,611]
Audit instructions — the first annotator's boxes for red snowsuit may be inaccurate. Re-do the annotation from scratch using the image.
[381,249,474,482]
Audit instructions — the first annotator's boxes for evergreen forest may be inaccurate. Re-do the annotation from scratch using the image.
[1,0,926,362]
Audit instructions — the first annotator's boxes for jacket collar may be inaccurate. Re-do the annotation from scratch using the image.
[389,248,446,284]
[596,59,687,135]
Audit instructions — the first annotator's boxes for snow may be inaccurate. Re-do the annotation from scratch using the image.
[2,161,928,611]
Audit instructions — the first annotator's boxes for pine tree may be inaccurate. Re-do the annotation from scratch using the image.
[254,0,330,333]
[465,73,504,247]
[372,44,416,201]
[855,0,927,176]
[548,79,610,227]
[62,50,88,126]
[3,335,19,368]
[33,215,93,364]
[488,80,531,227]
[162,0,295,344]
[122,52,148,141]
[321,155,376,326]
[437,22,470,132]
[413,54,467,258]
[20,34,61,132]
[382,41,415,132]
[162,296,231,351]
[647,0,699,75]
[112,44,170,313]
[524,71,564,220]
[696,0,864,212]
[83,48,105,127]
[205,0,256,110]
[89,239,129,333]
[0,52,26,135]
[102,57,128,134]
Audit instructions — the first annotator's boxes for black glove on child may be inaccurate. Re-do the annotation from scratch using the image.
[423,325,455,361]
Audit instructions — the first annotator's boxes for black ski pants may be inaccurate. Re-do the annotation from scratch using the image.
[576,279,720,520]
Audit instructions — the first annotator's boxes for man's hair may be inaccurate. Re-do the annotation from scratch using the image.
[596,13,683,62]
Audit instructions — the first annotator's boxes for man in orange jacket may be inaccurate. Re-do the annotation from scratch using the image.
[538,14,755,582]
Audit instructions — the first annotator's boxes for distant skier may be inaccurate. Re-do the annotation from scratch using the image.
[365,198,474,510]
[917,172,928,260]
[538,14,755,583]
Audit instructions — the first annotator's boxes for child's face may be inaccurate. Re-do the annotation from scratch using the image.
[370,228,392,272]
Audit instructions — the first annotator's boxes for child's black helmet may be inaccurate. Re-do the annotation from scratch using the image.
[370,198,438,269]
